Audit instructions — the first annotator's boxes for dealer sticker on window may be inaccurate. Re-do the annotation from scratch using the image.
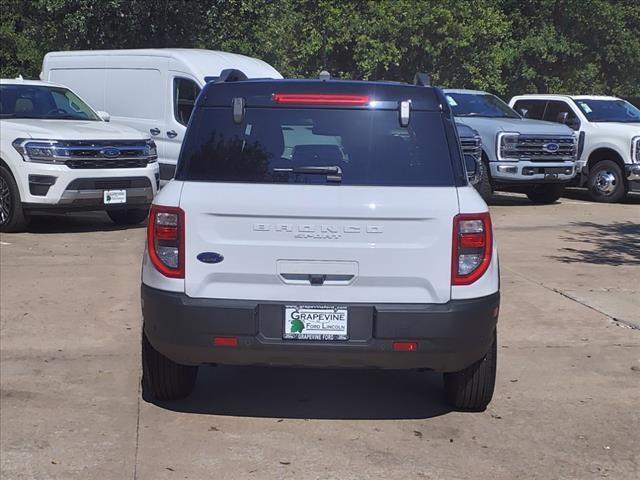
[283,305,348,341]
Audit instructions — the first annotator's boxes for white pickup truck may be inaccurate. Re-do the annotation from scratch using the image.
[510,95,640,202]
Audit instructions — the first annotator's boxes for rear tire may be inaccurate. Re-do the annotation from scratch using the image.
[0,165,29,233]
[107,208,149,225]
[443,331,497,411]
[474,160,493,203]
[141,332,198,400]
[526,184,565,204]
[587,160,626,203]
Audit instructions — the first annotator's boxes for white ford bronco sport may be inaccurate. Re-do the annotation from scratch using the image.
[0,79,159,231]
[141,71,500,410]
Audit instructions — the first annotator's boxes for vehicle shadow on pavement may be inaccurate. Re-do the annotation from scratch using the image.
[24,212,147,234]
[150,366,453,420]
[563,188,640,204]
[550,221,640,265]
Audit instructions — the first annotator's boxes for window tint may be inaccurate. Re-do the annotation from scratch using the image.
[574,99,640,123]
[445,93,520,119]
[174,78,201,126]
[543,100,579,127]
[178,107,455,186]
[0,84,99,120]
[512,99,546,119]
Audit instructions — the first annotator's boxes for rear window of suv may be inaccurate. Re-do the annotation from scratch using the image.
[176,107,455,186]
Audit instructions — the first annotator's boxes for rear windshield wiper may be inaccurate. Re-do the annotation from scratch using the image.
[273,165,343,183]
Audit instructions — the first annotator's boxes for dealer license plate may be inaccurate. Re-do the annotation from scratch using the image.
[103,189,127,204]
[283,305,348,341]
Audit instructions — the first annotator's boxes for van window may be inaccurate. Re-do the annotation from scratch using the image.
[177,107,455,187]
[173,78,201,126]
[104,69,162,120]
[512,99,546,119]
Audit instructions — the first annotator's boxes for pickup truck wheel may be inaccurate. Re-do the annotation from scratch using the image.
[474,161,493,202]
[107,208,149,225]
[443,331,496,411]
[526,184,565,204]
[0,165,29,233]
[142,332,198,400]
[587,160,626,203]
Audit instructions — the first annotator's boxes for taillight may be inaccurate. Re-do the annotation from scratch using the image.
[147,205,185,278]
[452,212,492,286]
[272,93,370,106]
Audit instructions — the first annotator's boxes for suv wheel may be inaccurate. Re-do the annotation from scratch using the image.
[0,165,29,233]
[587,160,626,203]
[443,331,496,411]
[107,208,149,225]
[526,184,565,204]
[142,332,198,400]
[474,160,493,202]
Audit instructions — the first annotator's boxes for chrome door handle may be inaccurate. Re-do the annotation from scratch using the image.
[150,128,160,136]
[167,130,178,138]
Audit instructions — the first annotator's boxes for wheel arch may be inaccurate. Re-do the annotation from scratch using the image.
[587,148,625,171]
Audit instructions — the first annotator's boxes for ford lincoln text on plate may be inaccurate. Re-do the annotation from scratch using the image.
[510,94,640,202]
[140,71,501,411]
[444,89,578,204]
[0,78,159,232]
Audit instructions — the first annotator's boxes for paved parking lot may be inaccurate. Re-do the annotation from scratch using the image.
[1,191,639,480]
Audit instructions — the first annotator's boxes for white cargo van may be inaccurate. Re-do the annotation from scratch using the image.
[41,49,282,182]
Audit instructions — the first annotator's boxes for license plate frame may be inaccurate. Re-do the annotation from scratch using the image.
[103,189,127,204]
[283,305,349,341]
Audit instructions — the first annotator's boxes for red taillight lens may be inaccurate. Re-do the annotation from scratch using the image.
[452,212,492,286]
[213,337,238,347]
[147,205,185,278]
[272,93,370,106]
[393,341,418,352]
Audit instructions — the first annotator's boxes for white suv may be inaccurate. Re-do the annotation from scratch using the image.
[141,72,501,411]
[0,79,159,231]
[510,94,640,202]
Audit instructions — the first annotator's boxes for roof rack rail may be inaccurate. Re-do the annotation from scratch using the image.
[414,72,431,87]
[216,69,248,83]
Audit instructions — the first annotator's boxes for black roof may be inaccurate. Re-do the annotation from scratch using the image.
[198,78,446,112]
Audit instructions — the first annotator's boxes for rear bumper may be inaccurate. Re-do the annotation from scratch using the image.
[141,285,499,372]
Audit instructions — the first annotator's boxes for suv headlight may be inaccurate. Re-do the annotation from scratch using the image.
[12,139,70,164]
[145,139,158,162]
[632,136,640,163]
[496,132,520,161]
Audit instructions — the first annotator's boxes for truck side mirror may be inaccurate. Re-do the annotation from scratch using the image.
[96,110,111,122]
[464,154,479,185]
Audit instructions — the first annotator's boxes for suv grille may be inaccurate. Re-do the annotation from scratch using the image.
[62,140,154,169]
[461,136,482,158]
[512,136,576,162]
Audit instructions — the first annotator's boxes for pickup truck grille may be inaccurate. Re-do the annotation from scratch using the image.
[61,140,155,169]
[461,136,482,158]
[512,136,576,162]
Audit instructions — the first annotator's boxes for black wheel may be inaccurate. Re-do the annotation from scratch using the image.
[474,160,493,203]
[526,184,565,204]
[587,160,626,203]
[443,331,497,411]
[107,208,149,225]
[0,165,29,233]
[142,331,198,400]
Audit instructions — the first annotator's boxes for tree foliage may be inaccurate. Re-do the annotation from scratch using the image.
[1,0,638,98]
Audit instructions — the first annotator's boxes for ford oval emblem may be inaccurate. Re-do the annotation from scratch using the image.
[197,252,224,264]
[542,143,560,153]
[100,147,121,158]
